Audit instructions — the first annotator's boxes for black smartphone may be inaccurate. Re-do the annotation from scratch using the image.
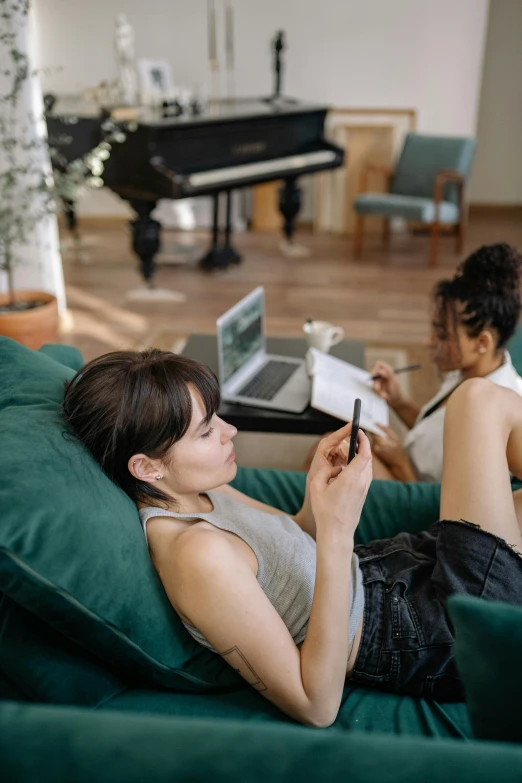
[348,398,361,464]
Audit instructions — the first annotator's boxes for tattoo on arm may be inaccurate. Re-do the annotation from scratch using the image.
[219,646,268,692]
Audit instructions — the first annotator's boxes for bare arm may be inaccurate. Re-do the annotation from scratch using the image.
[371,361,420,429]
[392,399,421,430]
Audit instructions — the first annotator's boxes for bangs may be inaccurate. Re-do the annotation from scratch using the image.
[146,356,221,456]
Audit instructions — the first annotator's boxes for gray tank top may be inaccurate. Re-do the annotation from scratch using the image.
[139,490,364,651]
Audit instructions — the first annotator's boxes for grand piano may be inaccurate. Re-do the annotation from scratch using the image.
[46,98,344,283]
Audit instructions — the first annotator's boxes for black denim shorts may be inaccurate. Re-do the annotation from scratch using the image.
[351,520,522,701]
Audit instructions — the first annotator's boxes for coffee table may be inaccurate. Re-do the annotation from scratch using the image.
[183,334,365,435]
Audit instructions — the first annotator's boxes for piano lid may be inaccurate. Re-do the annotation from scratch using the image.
[49,95,332,128]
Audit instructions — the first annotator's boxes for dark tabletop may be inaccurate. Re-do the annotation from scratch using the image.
[183,334,365,435]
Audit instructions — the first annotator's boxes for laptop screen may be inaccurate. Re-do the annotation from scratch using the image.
[221,290,264,383]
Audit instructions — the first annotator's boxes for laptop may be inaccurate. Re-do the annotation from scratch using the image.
[216,287,310,413]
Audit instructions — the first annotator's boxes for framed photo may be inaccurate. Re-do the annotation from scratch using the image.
[137,58,173,105]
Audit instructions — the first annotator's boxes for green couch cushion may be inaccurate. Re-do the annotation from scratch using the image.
[0,594,127,707]
[0,337,243,693]
[38,343,84,371]
[102,684,471,738]
[230,468,441,546]
[0,702,520,783]
[448,595,522,743]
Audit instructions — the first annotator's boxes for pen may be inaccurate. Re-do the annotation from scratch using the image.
[370,364,421,381]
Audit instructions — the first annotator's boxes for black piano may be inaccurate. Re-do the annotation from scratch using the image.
[46,98,344,282]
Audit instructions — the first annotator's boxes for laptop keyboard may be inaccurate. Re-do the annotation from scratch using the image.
[237,360,298,401]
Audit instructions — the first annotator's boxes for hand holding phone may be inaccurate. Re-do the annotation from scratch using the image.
[348,398,361,464]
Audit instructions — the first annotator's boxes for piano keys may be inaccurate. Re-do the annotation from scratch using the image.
[46,97,344,283]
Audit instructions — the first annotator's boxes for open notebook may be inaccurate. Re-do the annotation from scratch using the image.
[306,348,389,435]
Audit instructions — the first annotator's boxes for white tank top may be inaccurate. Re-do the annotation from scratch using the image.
[139,489,364,652]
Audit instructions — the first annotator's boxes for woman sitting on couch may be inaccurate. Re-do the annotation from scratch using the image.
[63,348,522,727]
[371,243,522,482]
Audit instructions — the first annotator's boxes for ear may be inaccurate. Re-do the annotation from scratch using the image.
[476,330,494,356]
[128,454,162,483]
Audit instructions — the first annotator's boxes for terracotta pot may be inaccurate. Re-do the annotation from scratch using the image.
[0,290,59,350]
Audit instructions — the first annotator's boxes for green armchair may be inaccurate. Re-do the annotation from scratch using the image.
[353,133,476,267]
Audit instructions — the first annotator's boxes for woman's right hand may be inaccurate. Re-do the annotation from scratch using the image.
[370,361,403,408]
[308,425,372,540]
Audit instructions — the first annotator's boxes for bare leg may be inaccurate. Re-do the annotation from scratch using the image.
[372,453,397,481]
[440,378,522,551]
[513,489,522,535]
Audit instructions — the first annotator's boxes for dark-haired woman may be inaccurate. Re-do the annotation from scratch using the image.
[371,243,522,482]
[62,348,522,727]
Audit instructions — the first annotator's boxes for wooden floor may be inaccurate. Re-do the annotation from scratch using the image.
[59,208,522,368]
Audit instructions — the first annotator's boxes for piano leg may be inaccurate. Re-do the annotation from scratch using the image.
[200,191,241,270]
[224,190,241,266]
[278,177,302,246]
[129,200,161,285]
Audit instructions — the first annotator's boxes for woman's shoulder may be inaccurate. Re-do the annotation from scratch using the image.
[490,351,522,392]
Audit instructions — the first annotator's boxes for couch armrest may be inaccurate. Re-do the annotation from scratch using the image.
[1,701,522,783]
[39,344,84,372]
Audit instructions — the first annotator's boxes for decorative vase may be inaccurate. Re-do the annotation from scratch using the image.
[0,291,59,350]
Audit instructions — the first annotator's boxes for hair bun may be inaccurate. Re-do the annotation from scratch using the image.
[457,243,522,293]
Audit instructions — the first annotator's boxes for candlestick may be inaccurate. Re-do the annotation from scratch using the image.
[208,0,217,70]
[225,0,234,70]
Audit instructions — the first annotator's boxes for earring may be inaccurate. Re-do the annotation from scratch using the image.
[155,474,163,481]
[479,347,486,354]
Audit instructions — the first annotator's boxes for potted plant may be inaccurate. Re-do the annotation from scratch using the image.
[0,0,63,348]
[0,0,135,349]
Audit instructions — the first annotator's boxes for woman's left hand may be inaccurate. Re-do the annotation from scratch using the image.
[372,425,405,468]
[297,426,352,538]
[373,425,417,481]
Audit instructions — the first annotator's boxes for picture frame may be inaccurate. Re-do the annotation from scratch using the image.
[137,58,173,105]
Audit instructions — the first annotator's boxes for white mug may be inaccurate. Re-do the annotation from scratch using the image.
[303,320,345,353]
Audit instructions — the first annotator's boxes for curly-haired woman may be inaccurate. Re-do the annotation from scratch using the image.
[371,243,522,482]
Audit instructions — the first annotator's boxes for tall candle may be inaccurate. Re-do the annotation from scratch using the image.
[225,0,234,70]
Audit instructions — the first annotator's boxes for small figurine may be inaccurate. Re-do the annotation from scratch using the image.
[272,30,285,99]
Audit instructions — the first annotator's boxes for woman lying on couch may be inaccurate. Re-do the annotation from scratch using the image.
[63,350,522,727]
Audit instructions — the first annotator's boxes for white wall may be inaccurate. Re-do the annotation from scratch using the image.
[469,0,522,205]
[35,0,489,217]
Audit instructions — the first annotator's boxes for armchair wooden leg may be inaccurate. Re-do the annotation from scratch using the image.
[429,224,440,268]
[382,218,390,248]
[455,218,465,255]
[354,214,365,259]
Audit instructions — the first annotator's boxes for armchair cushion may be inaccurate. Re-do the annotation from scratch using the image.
[354,193,459,224]
[391,133,476,203]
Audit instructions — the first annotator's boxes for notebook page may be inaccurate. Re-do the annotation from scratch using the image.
[307,348,389,435]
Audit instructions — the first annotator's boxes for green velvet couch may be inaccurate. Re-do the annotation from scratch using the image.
[1,336,522,782]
